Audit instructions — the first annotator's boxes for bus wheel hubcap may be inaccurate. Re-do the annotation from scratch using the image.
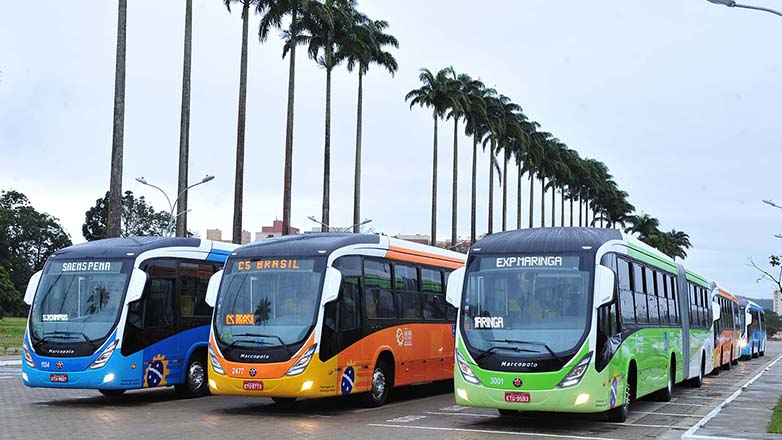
[372,369,386,400]
[189,362,204,391]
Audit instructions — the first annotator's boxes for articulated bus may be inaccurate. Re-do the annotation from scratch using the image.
[21,237,237,397]
[739,299,766,360]
[445,228,718,422]
[205,233,465,407]
[712,287,741,372]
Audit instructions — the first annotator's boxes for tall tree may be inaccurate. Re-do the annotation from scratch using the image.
[444,71,471,245]
[176,0,194,237]
[338,16,398,233]
[405,67,457,245]
[257,0,311,235]
[82,191,174,241]
[461,79,488,243]
[224,0,253,244]
[107,0,128,238]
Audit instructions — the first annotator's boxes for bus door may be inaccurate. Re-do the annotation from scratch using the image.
[177,262,216,353]
[139,259,180,387]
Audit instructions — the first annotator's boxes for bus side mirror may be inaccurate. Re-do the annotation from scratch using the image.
[125,268,149,304]
[595,265,615,307]
[712,301,721,322]
[446,267,465,307]
[321,267,343,304]
[24,270,43,305]
[205,270,224,307]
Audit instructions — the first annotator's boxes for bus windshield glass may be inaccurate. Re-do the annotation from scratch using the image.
[214,258,325,348]
[30,260,130,345]
[462,254,592,357]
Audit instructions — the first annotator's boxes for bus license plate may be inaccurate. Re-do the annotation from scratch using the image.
[505,392,530,403]
[50,374,68,383]
[243,381,263,391]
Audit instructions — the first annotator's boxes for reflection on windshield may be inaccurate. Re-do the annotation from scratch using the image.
[215,258,324,348]
[463,255,591,355]
[30,260,129,344]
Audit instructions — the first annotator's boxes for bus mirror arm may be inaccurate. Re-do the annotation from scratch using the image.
[125,269,149,305]
[446,267,465,307]
[712,301,721,322]
[205,270,224,307]
[23,270,43,305]
[321,267,343,304]
[595,266,615,308]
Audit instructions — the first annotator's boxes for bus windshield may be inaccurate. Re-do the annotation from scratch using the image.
[30,260,130,346]
[214,258,325,349]
[462,254,592,357]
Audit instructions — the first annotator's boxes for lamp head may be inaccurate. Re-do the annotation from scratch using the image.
[135,177,148,184]
[706,0,736,5]
[201,175,215,183]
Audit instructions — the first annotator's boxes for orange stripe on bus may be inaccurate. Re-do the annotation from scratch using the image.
[386,246,465,269]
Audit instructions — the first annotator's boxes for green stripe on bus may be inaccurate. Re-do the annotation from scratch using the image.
[627,243,677,274]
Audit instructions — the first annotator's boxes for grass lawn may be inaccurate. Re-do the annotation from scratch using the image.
[770,396,782,434]
[0,317,26,353]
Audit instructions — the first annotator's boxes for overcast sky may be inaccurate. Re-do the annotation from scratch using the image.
[2,0,781,300]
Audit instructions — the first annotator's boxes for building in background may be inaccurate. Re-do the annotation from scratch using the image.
[205,228,251,244]
[257,220,300,240]
[775,290,781,315]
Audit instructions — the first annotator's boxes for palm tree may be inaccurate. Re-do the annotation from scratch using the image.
[624,213,661,241]
[405,67,457,245]
[175,0,194,237]
[257,0,312,235]
[224,0,253,244]
[461,79,488,243]
[338,16,398,233]
[107,0,127,239]
[444,72,468,246]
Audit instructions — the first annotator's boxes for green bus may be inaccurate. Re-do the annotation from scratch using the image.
[446,228,717,422]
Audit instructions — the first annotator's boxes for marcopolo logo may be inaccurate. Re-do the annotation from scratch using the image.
[474,316,504,329]
[239,353,270,360]
[47,348,75,355]
[500,361,539,369]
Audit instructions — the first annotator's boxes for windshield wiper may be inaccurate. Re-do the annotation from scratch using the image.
[474,345,537,361]
[231,333,292,356]
[489,339,557,359]
[34,331,97,351]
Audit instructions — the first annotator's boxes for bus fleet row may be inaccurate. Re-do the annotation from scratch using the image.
[21,228,767,422]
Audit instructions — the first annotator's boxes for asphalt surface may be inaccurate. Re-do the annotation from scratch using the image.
[1,343,780,440]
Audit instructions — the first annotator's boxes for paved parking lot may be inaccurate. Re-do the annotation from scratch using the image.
[2,343,780,440]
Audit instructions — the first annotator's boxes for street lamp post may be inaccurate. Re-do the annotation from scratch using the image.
[136,175,215,236]
[706,0,782,18]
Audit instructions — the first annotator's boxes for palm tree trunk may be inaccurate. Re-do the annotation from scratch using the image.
[516,165,522,230]
[451,117,458,246]
[550,184,555,227]
[320,66,332,232]
[569,195,574,227]
[175,0,193,238]
[502,147,508,231]
[107,0,127,239]
[232,0,249,244]
[431,114,438,246]
[528,174,534,228]
[560,187,565,227]
[281,7,298,236]
[352,71,364,233]
[579,198,583,227]
[487,143,494,235]
[470,135,477,243]
[540,178,545,227]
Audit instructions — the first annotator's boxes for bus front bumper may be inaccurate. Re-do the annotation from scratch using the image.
[21,356,142,390]
[208,364,333,399]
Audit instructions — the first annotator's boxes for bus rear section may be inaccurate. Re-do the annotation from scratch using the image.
[21,237,236,397]
[712,287,740,372]
[449,228,711,423]
[206,233,464,407]
[740,300,766,360]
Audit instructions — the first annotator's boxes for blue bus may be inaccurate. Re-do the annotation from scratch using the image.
[739,299,766,360]
[21,237,237,397]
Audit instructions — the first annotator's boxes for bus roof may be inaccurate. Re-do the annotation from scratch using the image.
[233,233,381,259]
[715,287,739,303]
[470,227,622,255]
[51,236,204,259]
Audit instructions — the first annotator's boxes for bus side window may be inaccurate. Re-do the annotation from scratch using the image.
[179,262,216,319]
[617,259,635,326]
[144,261,176,328]
[364,260,394,319]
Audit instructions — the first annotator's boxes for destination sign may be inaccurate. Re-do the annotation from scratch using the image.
[50,261,123,274]
[482,256,580,270]
[234,259,315,272]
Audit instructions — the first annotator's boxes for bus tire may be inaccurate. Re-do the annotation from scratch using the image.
[362,358,392,408]
[655,360,674,402]
[760,350,765,357]
[722,350,731,371]
[689,354,704,388]
[606,371,631,423]
[99,389,126,397]
[752,345,759,359]
[498,409,519,416]
[175,352,209,398]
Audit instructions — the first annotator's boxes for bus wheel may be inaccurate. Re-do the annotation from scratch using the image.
[498,409,519,416]
[752,345,759,359]
[731,356,739,366]
[362,360,391,408]
[176,353,209,398]
[99,389,126,397]
[760,349,765,357]
[606,374,630,423]
[272,397,297,409]
[655,361,674,402]
[689,355,704,388]
[722,350,731,371]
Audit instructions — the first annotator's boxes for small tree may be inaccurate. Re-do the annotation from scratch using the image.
[0,266,22,318]
[83,191,173,241]
[748,255,782,294]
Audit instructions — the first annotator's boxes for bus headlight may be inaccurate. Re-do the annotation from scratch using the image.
[456,351,482,385]
[209,346,225,375]
[557,352,593,388]
[285,345,317,376]
[89,341,118,369]
[22,341,35,368]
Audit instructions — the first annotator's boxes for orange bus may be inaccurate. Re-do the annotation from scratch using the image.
[712,286,741,373]
[204,233,465,407]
